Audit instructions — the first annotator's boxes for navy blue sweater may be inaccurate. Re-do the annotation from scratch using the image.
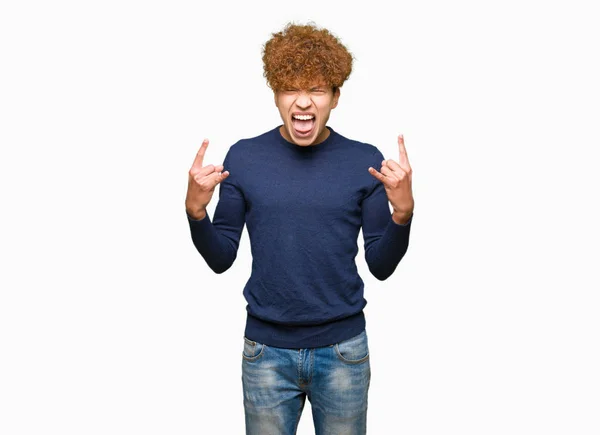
[187,126,412,348]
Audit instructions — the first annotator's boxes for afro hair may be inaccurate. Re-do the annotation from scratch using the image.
[262,22,354,91]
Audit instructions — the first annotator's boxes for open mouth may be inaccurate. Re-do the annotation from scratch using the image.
[291,114,316,138]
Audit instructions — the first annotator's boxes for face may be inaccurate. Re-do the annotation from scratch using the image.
[274,83,340,146]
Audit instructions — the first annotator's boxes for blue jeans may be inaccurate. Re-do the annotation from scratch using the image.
[241,329,371,435]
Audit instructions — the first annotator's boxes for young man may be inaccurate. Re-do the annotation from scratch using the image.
[185,23,414,435]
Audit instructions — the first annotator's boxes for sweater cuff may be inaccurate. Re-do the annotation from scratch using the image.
[186,211,211,226]
[379,212,412,244]
[390,212,413,227]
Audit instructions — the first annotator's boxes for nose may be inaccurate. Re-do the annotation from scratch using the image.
[295,91,312,109]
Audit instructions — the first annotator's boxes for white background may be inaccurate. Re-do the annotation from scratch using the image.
[1,0,599,434]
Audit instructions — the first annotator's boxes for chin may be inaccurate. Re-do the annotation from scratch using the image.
[287,125,324,146]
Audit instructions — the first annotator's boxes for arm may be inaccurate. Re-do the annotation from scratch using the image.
[361,149,413,281]
[187,148,246,273]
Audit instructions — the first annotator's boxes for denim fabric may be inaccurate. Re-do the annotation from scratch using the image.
[241,329,371,435]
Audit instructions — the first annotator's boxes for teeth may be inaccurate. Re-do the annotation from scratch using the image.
[293,114,314,120]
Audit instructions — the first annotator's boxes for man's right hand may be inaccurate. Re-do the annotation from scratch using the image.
[185,139,230,220]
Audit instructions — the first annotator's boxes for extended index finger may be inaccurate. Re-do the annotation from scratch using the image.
[191,139,209,171]
[398,134,411,170]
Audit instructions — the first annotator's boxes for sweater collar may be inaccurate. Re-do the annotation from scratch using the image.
[273,125,338,151]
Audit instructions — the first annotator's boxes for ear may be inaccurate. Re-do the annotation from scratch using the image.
[274,91,279,107]
[332,88,341,109]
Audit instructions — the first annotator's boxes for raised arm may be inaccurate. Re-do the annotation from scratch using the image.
[186,141,246,273]
[362,135,414,280]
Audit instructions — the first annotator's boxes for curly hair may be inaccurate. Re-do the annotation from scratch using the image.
[262,22,354,91]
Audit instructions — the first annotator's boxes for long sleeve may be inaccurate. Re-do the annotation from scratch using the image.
[186,148,246,273]
[361,149,413,281]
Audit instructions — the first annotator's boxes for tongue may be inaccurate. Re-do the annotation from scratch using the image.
[293,118,314,133]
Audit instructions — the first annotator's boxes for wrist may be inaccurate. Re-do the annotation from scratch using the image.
[187,208,207,221]
[392,211,411,225]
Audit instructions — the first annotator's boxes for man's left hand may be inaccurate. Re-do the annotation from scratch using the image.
[368,134,415,225]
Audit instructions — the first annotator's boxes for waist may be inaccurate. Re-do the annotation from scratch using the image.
[244,310,366,349]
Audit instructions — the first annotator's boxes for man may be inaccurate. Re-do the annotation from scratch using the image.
[185,22,414,435]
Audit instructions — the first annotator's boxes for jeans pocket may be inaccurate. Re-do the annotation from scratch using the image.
[242,336,265,361]
[334,330,370,364]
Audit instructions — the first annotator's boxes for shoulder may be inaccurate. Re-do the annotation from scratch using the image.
[333,129,384,160]
[225,128,277,158]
